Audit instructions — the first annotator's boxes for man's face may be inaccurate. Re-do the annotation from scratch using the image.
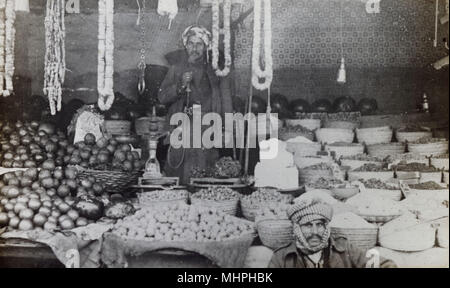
[298,219,328,248]
[186,35,206,63]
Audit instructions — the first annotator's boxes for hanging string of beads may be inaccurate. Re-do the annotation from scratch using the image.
[212,0,232,77]
[1,0,16,97]
[97,0,115,111]
[251,0,273,91]
[43,0,66,115]
[137,0,147,96]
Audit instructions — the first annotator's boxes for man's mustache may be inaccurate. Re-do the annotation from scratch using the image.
[307,235,322,242]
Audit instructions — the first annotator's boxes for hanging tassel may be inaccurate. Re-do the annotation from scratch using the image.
[337,57,346,84]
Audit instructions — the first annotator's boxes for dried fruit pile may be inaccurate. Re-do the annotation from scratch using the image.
[191,187,240,202]
[255,203,291,221]
[242,188,293,207]
[411,138,447,144]
[395,163,439,172]
[354,163,391,172]
[138,190,189,203]
[213,157,242,178]
[409,182,447,190]
[342,154,388,162]
[306,177,346,190]
[327,112,361,123]
[113,204,254,242]
[361,179,399,190]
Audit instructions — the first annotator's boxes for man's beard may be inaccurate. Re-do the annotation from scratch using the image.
[188,52,203,63]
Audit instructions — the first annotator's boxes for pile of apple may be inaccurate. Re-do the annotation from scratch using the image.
[114,204,254,242]
[66,133,144,172]
[0,121,70,169]
[0,167,107,231]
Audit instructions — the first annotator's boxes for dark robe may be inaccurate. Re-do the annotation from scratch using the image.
[158,53,233,184]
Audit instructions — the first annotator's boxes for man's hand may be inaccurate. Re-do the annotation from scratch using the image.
[181,72,193,88]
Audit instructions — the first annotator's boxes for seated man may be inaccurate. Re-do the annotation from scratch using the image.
[269,198,397,268]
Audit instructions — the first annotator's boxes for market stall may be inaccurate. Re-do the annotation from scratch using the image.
[0,0,449,268]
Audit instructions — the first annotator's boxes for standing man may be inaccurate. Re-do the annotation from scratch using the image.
[269,198,397,268]
[158,25,234,184]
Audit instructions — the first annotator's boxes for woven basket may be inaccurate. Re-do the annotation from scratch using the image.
[348,171,394,182]
[331,187,360,201]
[325,144,364,159]
[138,191,189,207]
[395,131,433,143]
[104,120,131,136]
[75,166,141,194]
[408,141,449,157]
[324,121,360,130]
[286,142,322,157]
[315,128,355,144]
[257,219,294,250]
[359,214,402,224]
[190,197,239,216]
[286,119,321,131]
[280,131,315,142]
[367,143,406,158]
[419,172,443,184]
[363,189,403,201]
[444,172,449,185]
[403,188,449,199]
[135,117,166,136]
[294,156,333,170]
[331,227,378,251]
[340,160,382,171]
[356,126,393,145]
[299,168,334,184]
[240,202,264,222]
[430,158,450,171]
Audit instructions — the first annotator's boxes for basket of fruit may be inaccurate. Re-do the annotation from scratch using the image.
[430,154,449,171]
[108,204,256,268]
[330,213,379,251]
[395,126,433,143]
[138,190,189,207]
[340,154,387,171]
[299,163,336,184]
[279,126,315,142]
[367,143,406,158]
[190,187,241,216]
[255,204,293,250]
[240,188,293,221]
[315,128,355,144]
[348,164,394,182]
[67,134,144,194]
[325,142,364,159]
[356,126,393,145]
[408,138,449,157]
[285,119,321,131]
[360,179,403,201]
[405,182,449,199]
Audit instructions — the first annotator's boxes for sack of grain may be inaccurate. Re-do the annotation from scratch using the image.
[356,126,393,145]
[375,247,449,268]
[379,213,437,252]
[437,218,449,249]
[330,212,378,250]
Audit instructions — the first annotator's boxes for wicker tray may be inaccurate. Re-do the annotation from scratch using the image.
[325,144,365,160]
[363,189,403,201]
[257,219,294,250]
[396,131,433,143]
[430,158,450,171]
[190,197,240,216]
[359,214,402,224]
[356,126,393,145]
[315,128,355,144]
[347,171,395,182]
[331,227,378,251]
[75,166,141,194]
